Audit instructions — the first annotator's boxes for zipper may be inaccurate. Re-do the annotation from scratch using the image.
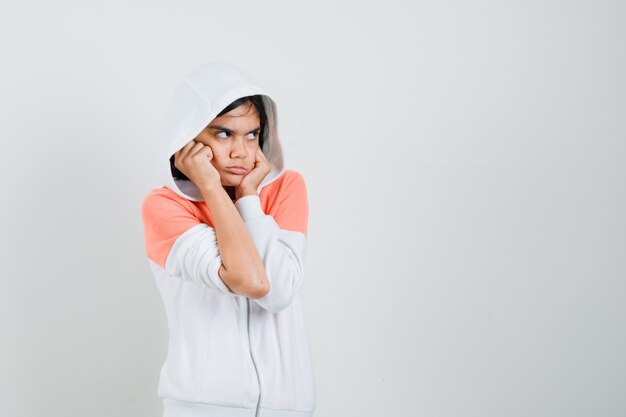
[247,297,262,417]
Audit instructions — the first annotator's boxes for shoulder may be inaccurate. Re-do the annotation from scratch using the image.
[260,169,307,198]
[276,170,308,207]
[278,171,309,233]
[140,186,199,219]
[278,169,307,190]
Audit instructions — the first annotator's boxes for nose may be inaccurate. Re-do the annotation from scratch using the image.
[230,136,248,159]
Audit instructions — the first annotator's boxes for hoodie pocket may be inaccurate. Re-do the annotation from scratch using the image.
[157,280,260,407]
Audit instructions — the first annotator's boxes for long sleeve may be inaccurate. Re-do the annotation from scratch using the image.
[235,171,309,313]
[140,189,236,296]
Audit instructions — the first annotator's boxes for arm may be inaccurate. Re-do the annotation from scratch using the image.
[140,189,231,293]
[199,184,270,299]
[235,171,309,313]
[174,139,269,298]
[154,139,269,299]
[141,188,269,299]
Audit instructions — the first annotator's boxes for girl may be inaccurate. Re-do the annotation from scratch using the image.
[141,61,316,417]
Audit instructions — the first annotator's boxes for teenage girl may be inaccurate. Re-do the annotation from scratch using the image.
[141,61,316,417]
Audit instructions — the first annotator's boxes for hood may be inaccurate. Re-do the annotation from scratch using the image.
[155,61,284,202]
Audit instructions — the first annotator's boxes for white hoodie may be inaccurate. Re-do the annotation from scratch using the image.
[140,61,316,417]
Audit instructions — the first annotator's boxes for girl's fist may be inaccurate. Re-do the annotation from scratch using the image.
[173,140,221,190]
[236,147,272,199]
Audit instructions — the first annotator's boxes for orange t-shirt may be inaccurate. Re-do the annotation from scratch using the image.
[140,169,308,269]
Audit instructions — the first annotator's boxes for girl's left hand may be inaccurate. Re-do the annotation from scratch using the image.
[235,148,272,199]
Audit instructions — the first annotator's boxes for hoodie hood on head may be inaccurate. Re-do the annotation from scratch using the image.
[156,61,284,202]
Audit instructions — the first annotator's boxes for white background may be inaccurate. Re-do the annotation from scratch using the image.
[1,1,624,416]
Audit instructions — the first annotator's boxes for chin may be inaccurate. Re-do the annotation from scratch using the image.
[220,174,243,187]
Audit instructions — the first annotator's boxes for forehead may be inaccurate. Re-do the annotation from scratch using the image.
[210,102,259,125]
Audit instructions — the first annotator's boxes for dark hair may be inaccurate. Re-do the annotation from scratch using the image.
[170,95,268,181]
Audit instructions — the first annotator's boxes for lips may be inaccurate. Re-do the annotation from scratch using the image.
[226,166,248,175]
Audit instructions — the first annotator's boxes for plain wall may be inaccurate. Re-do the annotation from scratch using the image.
[0,1,624,416]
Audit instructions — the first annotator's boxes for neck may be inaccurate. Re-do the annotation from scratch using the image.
[223,185,236,201]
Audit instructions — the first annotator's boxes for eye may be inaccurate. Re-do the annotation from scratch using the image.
[247,131,259,140]
[216,131,229,139]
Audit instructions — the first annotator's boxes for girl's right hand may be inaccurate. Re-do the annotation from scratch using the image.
[173,140,221,190]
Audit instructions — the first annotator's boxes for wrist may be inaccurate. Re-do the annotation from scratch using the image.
[235,187,258,200]
[234,194,265,220]
[199,182,226,199]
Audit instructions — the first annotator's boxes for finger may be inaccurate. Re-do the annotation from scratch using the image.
[188,141,206,157]
[255,147,268,162]
[257,148,272,174]
[258,150,271,169]
[197,145,214,161]
[176,140,198,162]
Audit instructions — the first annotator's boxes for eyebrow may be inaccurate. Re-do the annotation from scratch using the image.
[208,125,261,134]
